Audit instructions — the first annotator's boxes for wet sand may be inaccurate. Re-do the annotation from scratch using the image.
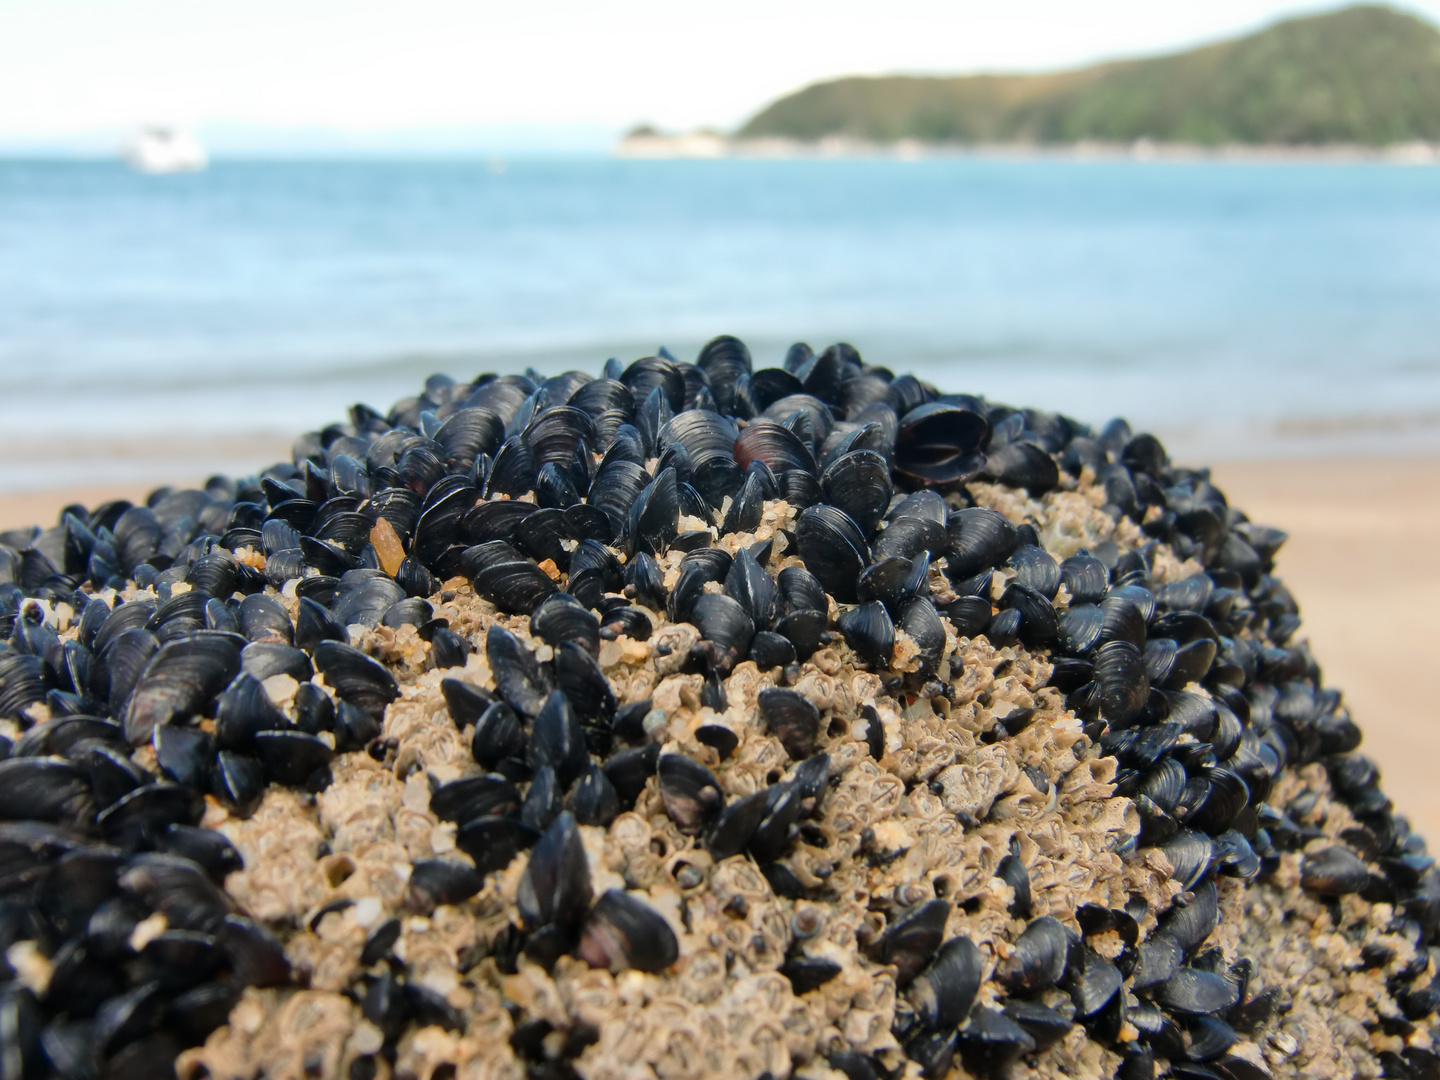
[4,455,1438,840]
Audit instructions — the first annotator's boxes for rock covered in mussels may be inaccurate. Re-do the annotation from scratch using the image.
[0,336,1428,1080]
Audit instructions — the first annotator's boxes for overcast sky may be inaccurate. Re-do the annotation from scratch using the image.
[2,0,1437,146]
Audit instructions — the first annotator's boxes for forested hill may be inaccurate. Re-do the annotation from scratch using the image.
[736,6,1440,145]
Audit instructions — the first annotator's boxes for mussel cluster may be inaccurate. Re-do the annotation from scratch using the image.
[0,337,1434,1080]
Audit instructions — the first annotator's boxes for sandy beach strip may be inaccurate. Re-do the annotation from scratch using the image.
[3,454,1437,842]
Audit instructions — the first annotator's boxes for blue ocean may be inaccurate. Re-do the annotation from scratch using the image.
[2,156,1439,490]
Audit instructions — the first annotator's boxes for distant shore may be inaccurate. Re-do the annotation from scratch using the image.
[615,132,1440,164]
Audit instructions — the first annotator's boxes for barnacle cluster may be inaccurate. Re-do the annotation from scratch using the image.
[0,338,1434,1080]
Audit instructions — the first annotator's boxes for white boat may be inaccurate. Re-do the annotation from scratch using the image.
[124,127,208,173]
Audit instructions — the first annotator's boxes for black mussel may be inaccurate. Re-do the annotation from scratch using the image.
[1065,945,1123,1017]
[213,672,290,750]
[1003,999,1072,1050]
[946,507,1018,579]
[705,788,770,860]
[796,504,870,604]
[659,754,725,834]
[1163,879,1219,954]
[719,471,765,535]
[872,515,950,563]
[624,552,666,611]
[1159,829,1215,890]
[237,593,294,644]
[455,815,540,876]
[734,418,817,477]
[957,1006,1037,1076]
[996,915,1069,994]
[578,888,679,974]
[748,631,796,669]
[0,757,94,826]
[856,557,913,610]
[774,609,826,661]
[440,677,495,728]
[553,642,616,722]
[331,576,404,630]
[894,403,989,488]
[1001,583,1058,647]
[625,467,679,555]
[820,450,893,538]
[123,632,244,745]
[119,852,231,932]
[568,763,620,827]
[154,722,216,789]
[599,604,653,642]
[1131,932,1183,989]
[985,439,1060,495]
[156,824,243,884]
[73,743,150,807]
[1157,967,1240,1016]
[312,640,398,720]
[602,744,659,807]
[407,858,484,912]
[1009,544,1061,599]
[472,701,526,771]
[724,548,776,628]
[867,899,950,986]
[839,601,895,669]
[486,624,552,717]
[1060,551,1109,604]
[775,565,826,614]
[757,687,821,760]
[462,499,538,546]
[888,490,948,526]
[909,936,982,1030]
[240,641,312,682]
[1092,639,1148,727]
[528,690,588,787]
[996,852,1032,917]
[292,682,335,735]
[97,782,204,849]
[1301,845,1370,895]
[211,751,266,816]
[379,596,432,631]
[11,714,125,758]
[780,955,843,994]
[520,766,563,832]
[256,728,336,789]
[1139,757,1187,813]
[517,811,592,931]
[531,594,601,655]
[462,541,556,614]
[1059,604,1105,655]
[294,597,348,653]
[430,773,522,826]
[904,1027,959,1080]
[690,592,755,669]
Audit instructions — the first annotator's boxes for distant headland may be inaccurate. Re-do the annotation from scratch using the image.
[618,5,1440,161]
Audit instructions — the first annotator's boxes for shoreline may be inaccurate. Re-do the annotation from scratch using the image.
[615,133,1440,164]
[4,452,1437,844]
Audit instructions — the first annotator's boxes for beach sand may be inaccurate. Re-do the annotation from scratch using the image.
[4,455,1437,840]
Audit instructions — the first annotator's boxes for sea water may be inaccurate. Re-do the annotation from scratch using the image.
[2,156,1438,490]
